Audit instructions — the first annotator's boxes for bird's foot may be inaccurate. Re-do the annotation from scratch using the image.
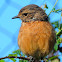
[28,56,34,62]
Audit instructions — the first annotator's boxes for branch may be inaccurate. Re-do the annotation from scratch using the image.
[48,0,58,16]
[56,29,62,37]
[51,8,62,12]
[46,55,59,62]
[48,55,59,60]
[0,56,30,60]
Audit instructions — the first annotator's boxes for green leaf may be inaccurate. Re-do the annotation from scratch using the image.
[8,54,17,62]
[60,24,62,28]
[51,21,59,28]
[57,38,62,44]
[13,49,21,55]
[0,60,5,62]
[51,21,62,29]
[57,39,60,44]
[9,58,16,62]
[54,43,58,51]
[19,60,22,62]
[19,60,28,62]
[19,60,24,62]
[8,54,17,56]
[52,8,62,13]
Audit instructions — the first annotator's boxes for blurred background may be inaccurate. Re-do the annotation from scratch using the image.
[0,0,62,62]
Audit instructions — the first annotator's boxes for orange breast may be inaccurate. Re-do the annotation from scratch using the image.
[18,21,56,59]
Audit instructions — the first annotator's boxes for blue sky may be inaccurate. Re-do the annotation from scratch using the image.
[0,0,62,62]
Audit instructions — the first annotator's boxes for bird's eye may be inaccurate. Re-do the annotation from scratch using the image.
[22,13,28,16]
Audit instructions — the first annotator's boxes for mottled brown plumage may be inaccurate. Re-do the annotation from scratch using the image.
[12,4,56,61]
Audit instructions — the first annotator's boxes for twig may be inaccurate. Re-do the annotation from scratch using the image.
[46,55,59,62]
[0,56,30,60]
[56,29,62,39]
[48,55,59,61]
[51,8,62,12]
[48,0,58,16]
[59,12,62,29]
[56,29,62,36]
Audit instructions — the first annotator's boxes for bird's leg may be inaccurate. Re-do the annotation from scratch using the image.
[28,56,40,62]
[28,56,34,62]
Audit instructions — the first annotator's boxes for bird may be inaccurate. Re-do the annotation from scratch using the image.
[12,4,56,62]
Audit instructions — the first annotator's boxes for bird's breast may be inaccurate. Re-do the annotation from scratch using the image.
[18,21,56,59]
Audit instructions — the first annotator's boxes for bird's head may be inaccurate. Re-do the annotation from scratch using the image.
[12,4,48,22]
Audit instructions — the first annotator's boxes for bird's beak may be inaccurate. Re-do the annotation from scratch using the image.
[12,16,20,19]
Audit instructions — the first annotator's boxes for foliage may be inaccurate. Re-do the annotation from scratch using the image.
[0,60,5,62]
